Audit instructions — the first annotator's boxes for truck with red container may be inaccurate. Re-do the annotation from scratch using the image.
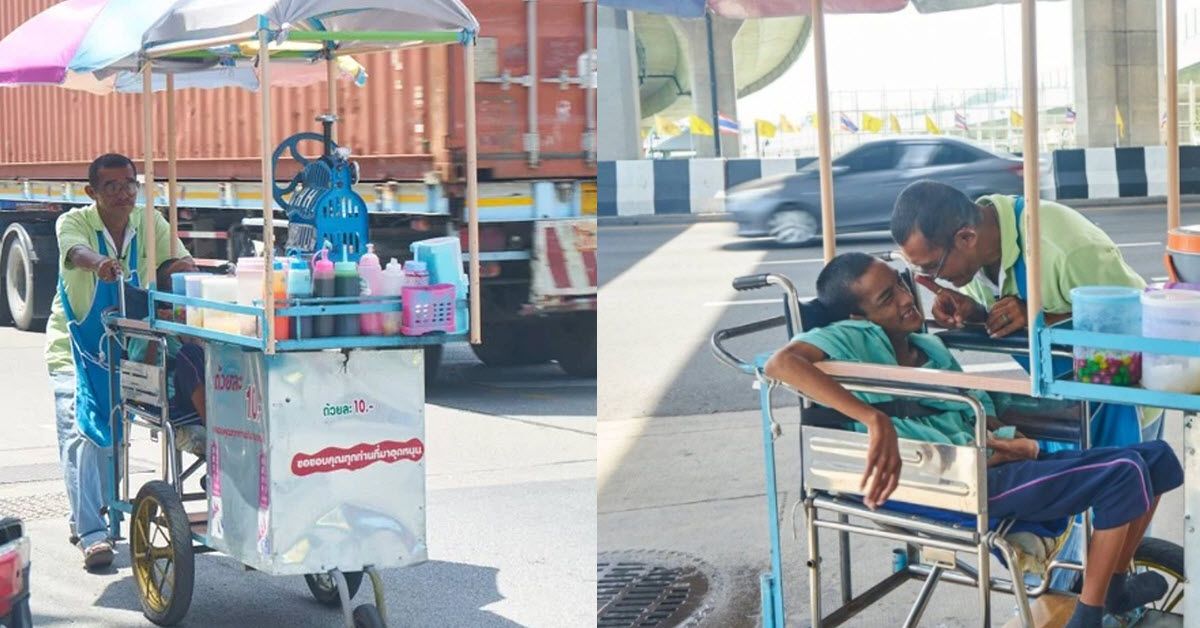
[0,0,597,378]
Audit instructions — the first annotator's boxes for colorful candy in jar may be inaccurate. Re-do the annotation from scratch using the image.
[1074,352,1141,386]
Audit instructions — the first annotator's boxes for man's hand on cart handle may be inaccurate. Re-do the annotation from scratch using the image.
[914,276,986,330]
[862,412,902,510]
[96,258,121,282]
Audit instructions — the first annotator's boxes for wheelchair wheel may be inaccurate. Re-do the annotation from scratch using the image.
[304,571,363,607]
[1132,537,1184,613]
[130,481,195,626]
[352,603,385,628]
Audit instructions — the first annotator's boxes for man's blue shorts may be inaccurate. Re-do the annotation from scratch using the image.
[988,440,1183,530]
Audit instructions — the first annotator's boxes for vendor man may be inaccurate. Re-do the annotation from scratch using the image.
[890,180,1159,446]
[45,153,190,569]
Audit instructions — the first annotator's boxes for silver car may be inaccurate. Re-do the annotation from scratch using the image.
[726,136,1025,245]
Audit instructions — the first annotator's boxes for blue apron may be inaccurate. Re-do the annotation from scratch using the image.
[60,233,139,448]
[1008,197,1141,449]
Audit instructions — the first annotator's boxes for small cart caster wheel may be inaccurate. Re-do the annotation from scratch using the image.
[305,571,363,606]
[130,480,195,626]
[352,603,386,628]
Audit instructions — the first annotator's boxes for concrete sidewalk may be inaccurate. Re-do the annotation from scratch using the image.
[598,407,1186,627]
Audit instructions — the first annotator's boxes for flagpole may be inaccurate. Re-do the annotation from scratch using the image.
[705,11,722,158]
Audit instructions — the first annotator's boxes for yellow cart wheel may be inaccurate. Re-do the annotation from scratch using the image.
[1132,537,1185,614]
[304,571,363,607]
[352,603,385,628]
[129,481,195,626]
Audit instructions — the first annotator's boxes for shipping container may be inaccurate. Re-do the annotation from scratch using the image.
[0,0,595,183]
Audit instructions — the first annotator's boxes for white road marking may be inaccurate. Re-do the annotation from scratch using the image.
[1116,241,1163,248]
[755,258,826,266]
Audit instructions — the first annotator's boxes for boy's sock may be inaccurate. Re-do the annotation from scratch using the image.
[1064,602,1103,628]
[1105,571,1167,615]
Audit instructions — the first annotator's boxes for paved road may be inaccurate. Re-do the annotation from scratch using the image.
[600,203,1200,420]
[0,337,595,628]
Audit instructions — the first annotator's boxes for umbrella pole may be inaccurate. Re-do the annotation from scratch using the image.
[142,65,156,288]
[465,37,481,345]
[1021,0,1041,388]
[327,52,338,143]
[1168,0,1180,231]
[810,0,835,263]
[167,74,178,256]
[259,26,276,353]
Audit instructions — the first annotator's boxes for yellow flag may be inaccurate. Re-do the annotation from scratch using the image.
[924,114,942,135]
[889,114,902,133]
[861,113,884,134]
[778,115,799,134]
[1115,105,1126,138]
[654,115,681,137]
[755,118,778,139]
[1010,110,1023,127]
[685,114,714,136]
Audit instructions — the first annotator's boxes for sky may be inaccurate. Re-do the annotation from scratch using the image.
[738,1,1075,121]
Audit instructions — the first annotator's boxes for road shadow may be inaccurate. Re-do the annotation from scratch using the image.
[599,223,693,289]
[428,346,595,419]
[92,554,522,627]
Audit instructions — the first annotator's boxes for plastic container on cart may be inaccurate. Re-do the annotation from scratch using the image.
[287,258,314,339]
[412,237,467,333]
[403,260,429,287]
[410,236,464,289]
[1071,286,1142,386]
[358,244,384,335]
[272,259,290,341]
[235,257,265,336]
[312,250,336,338]
[401,283,456,336]
[185,274,205,327]
[334,257,361,337]
[171,272,204,321]
[1142,289,1200,392]
[201,276,240,335]
[381,258,406,336]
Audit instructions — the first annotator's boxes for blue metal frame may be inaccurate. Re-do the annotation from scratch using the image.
[148,290,465,351]
[1030,316,1200,411]
[753,353,785,628]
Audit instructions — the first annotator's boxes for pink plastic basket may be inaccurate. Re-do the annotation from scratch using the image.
[401,284,456,335]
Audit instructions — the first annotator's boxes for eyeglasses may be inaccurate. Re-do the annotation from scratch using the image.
[98,180,139,197]
[911,225,965,280]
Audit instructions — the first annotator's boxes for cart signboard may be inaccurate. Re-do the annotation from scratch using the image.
[205,345,427,576]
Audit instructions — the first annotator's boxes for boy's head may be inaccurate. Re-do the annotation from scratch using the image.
[815,252,922,334]
[156,258,198,320]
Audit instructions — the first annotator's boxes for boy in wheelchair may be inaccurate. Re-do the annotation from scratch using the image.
[127,258,207,457]
[763,252,1183,628]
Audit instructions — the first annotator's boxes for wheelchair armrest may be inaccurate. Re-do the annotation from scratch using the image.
[935,320,1074,357]
[997,397,1086,444]
[816,362,1032,396]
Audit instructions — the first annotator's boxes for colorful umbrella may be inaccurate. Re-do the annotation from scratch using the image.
[0,0,178,90]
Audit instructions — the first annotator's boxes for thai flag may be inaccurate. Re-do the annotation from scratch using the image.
[839,113,858,133]
[954,111,969,131]
[718,113,740,135]
[1065,107,1077,124]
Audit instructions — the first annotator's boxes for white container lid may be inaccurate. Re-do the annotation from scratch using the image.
[1142,289,1200,307]
[237,256,266,272]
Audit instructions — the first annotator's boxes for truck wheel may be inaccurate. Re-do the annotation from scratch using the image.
[551,312,596,378]
[424,344,443,386]
[4,233,42,331]
[470,323,553,367]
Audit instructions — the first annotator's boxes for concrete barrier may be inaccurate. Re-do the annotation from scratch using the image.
[600,147,1200,219]
[598,157,815,217]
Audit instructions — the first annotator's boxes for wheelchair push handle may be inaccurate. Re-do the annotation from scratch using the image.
[732,273,770,291]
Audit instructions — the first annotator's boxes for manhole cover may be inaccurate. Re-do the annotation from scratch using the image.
[597,551,714,628]
[0,492,71,520]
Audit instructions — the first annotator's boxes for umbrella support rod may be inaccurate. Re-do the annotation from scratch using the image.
[142,66,156,288]
[259,27,276,354]
[465,38,481,344]
[167,74,178,258]
[145,31,257,58]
